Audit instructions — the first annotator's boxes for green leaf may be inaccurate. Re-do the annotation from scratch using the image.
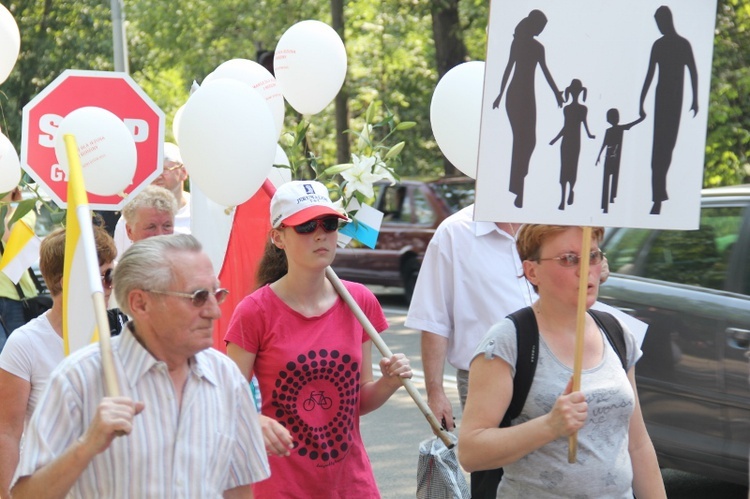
[294,123,310,148]
[8,199,37,227]
[0,205,7,240]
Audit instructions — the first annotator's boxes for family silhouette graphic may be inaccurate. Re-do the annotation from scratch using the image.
[490,6,699,215]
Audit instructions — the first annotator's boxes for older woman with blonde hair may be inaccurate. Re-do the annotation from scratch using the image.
[459,224,665,498]
[0,225,125,498]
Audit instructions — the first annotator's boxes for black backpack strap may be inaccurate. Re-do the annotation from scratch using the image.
[27,267,46,295]
[504,306,540,424]
[470,306,539,499]
[588,309,627,370]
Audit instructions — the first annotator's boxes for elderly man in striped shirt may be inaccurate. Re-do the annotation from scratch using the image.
[11,234,270,498]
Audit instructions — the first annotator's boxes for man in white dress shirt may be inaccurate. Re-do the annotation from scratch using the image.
[12,234,269,498]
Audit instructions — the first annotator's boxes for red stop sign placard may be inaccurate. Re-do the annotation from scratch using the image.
[21,69,165,210]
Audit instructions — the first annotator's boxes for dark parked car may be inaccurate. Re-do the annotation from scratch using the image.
[332,177,475,301]
[599,184,750,485]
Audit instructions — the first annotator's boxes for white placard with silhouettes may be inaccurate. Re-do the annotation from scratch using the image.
[475,0,717,229]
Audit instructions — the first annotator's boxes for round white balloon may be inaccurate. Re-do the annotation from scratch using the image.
[172,104,185,144]
[267,145,292,188]
[274,20,347,115]
[204,59,285,140]
[179,79,277,206]
[430,61,485,179]
[53,107,138,196]
[0,133,21,193]
[0,4,20,85]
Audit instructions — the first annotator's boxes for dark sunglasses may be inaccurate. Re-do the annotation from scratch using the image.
[145,288,229,307]
[537,250,605,268]
[101,268,113,288]
[283,216,342,235]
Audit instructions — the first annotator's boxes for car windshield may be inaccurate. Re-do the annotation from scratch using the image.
[431,180,475,213]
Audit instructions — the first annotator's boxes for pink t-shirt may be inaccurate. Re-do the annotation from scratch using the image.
[225,281,389,499]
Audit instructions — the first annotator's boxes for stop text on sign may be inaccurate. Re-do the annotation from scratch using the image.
[37,114,150,147]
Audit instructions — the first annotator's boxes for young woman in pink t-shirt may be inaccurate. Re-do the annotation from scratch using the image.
[225,181,412,499]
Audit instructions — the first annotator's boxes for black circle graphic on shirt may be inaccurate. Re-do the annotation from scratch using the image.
[271,349,360,464]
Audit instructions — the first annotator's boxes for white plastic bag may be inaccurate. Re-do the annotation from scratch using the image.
[416,432,470,499]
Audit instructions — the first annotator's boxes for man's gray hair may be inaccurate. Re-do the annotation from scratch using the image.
[122,185,178,224]
[114,234,203,316]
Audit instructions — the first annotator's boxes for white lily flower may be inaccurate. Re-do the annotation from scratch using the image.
[342,154,381,199]
[372,153,396,185]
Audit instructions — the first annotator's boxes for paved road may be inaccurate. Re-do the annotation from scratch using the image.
[361,287,749,498]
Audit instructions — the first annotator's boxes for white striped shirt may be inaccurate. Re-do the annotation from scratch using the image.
[15,323,270,498]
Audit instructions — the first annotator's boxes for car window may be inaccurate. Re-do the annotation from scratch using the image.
[605,205,744,291]
[602,228,651,274]
[382,185,409,223]
[432,181,476,213]
[413,189,434,225]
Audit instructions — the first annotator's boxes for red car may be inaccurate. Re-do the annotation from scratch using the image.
[332,177,475,301]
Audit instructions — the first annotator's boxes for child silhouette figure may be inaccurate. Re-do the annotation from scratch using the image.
[596,109,645,213]
[550,79,595,210]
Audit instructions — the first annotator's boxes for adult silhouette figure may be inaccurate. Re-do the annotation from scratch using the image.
[550,79,595,210]
[493,9,563,208]
[639,5,698,215]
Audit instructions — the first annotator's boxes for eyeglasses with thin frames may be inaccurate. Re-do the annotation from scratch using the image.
[281,216,343,235]
[145,288,229,307]
[536,250,605,268]
[163,162,184,172]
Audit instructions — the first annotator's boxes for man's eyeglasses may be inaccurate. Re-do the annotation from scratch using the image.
[282,216,342,235]
[101,268,113,288]
[145,288,229,307]
[537,250,605,268]
[163,162,184,172]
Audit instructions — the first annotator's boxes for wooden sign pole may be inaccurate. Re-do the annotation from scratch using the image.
[568,226,592,463]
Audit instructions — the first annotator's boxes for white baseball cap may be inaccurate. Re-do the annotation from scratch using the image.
[164,142,182,164]
[270,181,349,228]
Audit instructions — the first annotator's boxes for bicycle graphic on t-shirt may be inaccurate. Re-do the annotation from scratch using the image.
[303,390,333,411]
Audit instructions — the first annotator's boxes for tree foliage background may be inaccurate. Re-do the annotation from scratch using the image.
[1,0,747,185]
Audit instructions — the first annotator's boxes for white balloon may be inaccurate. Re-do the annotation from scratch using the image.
[204,59,285,140]
[0,133,21,192]
[54,107,138,196]
[179,79,276,206]
[274,144,290,167]
[430,61,485,179]
[267,145,292,188]
[172,104,185,144]
[0,4,20,85]
[274,20,347,115]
